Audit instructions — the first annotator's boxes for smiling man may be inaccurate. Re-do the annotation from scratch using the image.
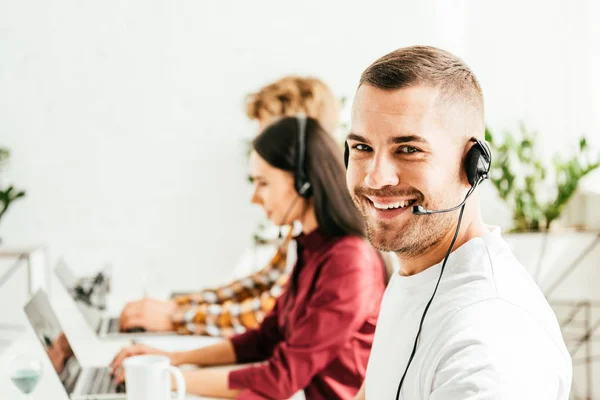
[347,46,572,399]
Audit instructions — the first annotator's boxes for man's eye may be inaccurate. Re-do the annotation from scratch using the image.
[398,146,420,154]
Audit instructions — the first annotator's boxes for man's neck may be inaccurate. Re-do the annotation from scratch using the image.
[396,216,489,277]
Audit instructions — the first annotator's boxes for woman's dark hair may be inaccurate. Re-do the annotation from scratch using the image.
[252,117,365,238]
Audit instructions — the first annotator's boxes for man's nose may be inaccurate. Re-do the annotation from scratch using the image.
[365,155,400,189]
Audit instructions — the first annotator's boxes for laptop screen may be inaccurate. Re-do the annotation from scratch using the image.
[54,260,103,333]
[24,290,82,394]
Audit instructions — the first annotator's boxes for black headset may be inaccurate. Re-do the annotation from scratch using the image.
[275,115,312,238]
[464,137,492,186]
[295,114,312,198]
[344,137,491,188]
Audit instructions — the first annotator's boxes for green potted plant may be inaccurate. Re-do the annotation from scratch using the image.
[485,124,599,232]
[0,147,26,243]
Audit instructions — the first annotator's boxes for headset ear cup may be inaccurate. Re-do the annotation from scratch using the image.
[344,142,349,169]
[464,145,484,186]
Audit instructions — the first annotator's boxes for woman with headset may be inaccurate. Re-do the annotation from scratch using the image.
[110,116,386,399]
[118,75,343,338]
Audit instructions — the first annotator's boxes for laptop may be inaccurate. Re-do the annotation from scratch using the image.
[54,260,176,339]
[24,290,126,399]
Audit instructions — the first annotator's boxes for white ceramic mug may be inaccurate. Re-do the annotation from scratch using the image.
[123,355,185,400]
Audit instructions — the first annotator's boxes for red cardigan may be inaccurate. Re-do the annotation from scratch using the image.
[228,229,386,399]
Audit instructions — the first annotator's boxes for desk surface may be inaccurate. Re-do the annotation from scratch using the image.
[0,285,224,400]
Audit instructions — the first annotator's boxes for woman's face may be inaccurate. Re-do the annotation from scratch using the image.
[249,151,305,225]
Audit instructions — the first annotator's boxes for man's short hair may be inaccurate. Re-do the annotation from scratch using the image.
[360,46,484,137]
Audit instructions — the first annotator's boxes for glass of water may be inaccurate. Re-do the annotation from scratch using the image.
[10,356,43,398]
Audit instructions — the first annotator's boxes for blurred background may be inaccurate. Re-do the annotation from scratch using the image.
[1,0,599,398]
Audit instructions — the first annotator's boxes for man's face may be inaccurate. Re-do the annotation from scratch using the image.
[346,84,466,255]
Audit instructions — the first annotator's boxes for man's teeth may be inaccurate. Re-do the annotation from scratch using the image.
[372,200,414,210]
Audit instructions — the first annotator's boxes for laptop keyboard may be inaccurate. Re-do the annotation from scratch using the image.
[82,367,125,395]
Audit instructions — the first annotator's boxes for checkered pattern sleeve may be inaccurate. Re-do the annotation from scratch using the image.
[171,232,293,337]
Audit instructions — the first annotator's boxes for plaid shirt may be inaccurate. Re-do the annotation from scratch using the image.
[171,231,294,338]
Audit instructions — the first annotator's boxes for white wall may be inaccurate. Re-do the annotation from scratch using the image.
[0,0,467,297]
[465,0,600,228]
[1,0,598,298]
[466,0,600,150]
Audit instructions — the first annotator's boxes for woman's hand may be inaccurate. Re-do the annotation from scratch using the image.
[110,344,174,383]
[119,298,177,332]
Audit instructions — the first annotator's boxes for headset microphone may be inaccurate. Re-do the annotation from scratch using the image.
[411,179,480,215]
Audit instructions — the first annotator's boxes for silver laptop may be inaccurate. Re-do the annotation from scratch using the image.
[24,290,127,399]
[54,260,176,339]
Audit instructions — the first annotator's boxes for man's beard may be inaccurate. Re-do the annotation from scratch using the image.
[352,186,457,257]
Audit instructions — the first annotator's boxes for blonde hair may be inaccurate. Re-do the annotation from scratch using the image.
[245,76,339,135]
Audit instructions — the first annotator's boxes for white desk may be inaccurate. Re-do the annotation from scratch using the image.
[0,285,225,400]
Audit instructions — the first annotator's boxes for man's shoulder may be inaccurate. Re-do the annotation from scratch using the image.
[429,297,569,368]
[442,227,544,313]
[474,229,558,330]
[440,297,557,335]
[421,297,572,399]
[432,229,568,359]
